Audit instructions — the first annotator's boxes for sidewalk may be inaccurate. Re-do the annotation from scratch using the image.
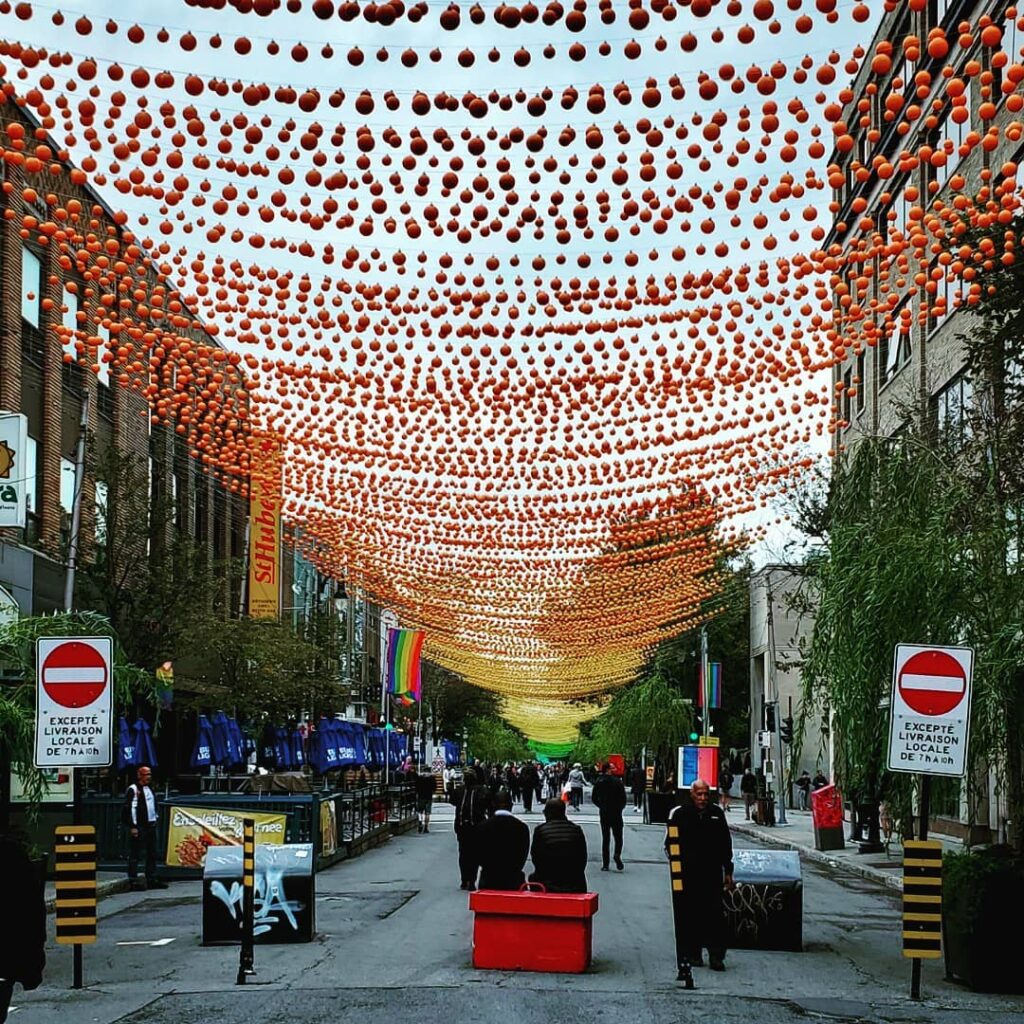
[728,808,963,892]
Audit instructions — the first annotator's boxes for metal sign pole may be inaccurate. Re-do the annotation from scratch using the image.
[236,818,255,984]
[908,775,934,1000]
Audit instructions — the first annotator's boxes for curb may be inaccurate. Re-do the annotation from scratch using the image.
[45,877,131,914]
[729,821,904,893]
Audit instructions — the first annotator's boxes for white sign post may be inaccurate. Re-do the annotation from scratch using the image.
[34,637,113,768]
[888,643,973,777]
[0,411,29,528]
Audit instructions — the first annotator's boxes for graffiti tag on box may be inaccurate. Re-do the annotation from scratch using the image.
[210,868,306,937]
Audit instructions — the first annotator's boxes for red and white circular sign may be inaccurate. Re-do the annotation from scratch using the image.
[897,649,967,716]
[41,641,108,709]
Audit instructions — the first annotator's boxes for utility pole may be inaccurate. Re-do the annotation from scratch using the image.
[63,392,89,612]
[699,625,709,740]
[765,577,788,826]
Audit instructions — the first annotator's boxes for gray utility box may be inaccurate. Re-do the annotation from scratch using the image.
[723,849,802,952]
[202,843,315,944]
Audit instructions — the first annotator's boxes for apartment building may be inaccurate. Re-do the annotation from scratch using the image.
[0,93,251,619]
[826,0,1015,841]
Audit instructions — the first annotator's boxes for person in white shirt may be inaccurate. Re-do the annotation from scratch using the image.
[124,765,168,891]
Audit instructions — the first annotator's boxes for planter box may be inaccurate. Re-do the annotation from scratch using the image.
[943,848,1024,994]
[470,889,599,973]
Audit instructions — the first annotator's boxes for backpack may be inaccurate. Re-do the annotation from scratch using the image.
[121,785,139,827]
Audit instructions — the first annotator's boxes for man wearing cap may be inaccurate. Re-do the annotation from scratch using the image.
[664,778,734,980]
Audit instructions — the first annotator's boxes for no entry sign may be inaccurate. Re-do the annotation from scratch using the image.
[35,636,113,768]
[888,644,972,777]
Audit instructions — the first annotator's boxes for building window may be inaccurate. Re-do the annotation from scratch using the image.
[21,247,41,327]
[94,480,108,547]
[855,351,866,413]
[935,373,973,448]
[61,285,79,361]
[881,305,912,384]
[95,323,111,388]
[842,367,852,424]
[60,457,77,515]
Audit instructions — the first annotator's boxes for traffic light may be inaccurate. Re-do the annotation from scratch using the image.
[780,716,794,744]
[764,702,777,732]
[689,731,699,742]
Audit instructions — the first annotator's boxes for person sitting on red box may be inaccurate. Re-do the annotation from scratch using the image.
[475,789,530,891]
[528,798,589,894]
[454,769,492,891]
[665,778,735,978]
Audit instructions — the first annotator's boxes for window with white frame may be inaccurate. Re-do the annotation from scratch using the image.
[882,304,912,384]
[94,480,108,546]
[935,373,973,448]
[21,247,41,327]
[60,457,77,516]
[842,367,852,424]
[96,322,111,387]
[61,285,80,361]
[24,435,38,515]
[856,351,866,413]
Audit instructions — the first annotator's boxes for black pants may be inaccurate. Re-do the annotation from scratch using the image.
[632,789,643,809]
[570,787,583,809]
[522,791,533,813]
[600,814,623,867]
[672,879,726,965]
[127,824,159,884]
[457,829,478,886]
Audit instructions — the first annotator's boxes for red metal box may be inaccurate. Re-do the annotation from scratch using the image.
[469,889,599,973]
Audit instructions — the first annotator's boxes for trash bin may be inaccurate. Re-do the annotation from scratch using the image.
[754,795,775,826]
[202,843,316,944]
[723,849,802,952]
[810,784,845,852]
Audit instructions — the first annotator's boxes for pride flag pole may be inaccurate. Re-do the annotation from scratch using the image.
[381,628,389,787]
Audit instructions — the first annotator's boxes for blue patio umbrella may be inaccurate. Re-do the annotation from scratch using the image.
[116,716,136,772]
[210,712,232,766]
[335,722,357,768]
[257,721,278,769]
[132,717,157,768]
[190,714,214,769]
[226,716,244,768]
[350,723,367,767]
[290,726,306,770]
[307,719,329,774]
[275,725,292,769]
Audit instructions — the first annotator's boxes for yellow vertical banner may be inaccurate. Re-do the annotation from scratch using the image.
[248,434,282,619]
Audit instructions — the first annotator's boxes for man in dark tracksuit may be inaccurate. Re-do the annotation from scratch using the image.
[665,779,735,984]
[454,770,492,890]
[591,762,627,871]
[518,762,539,813]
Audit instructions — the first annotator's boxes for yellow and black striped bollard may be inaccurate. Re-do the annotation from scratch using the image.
[666,820,694,989]
[54,825,97,989]
[236,818,256,985]
[903,839,943,999]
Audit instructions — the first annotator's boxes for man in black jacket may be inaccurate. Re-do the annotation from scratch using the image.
[0,832,45,1023]
[665,778,735,981]
[591,762,627,871]
[475,790,530,890]
[529,798,588,893]
[518,762,539,813]
[454,769,492,890]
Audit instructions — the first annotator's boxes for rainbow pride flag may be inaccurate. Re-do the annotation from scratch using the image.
[697,661,721,710]
[386,628,424,706]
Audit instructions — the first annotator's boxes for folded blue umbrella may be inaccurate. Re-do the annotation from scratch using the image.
[226,716,244,768]
[290,727,306,769]
[132,717,158,768]
[335,722,357,768]
[210,712,232,766]
[274,725,292,769]
[350,723,367,767]
[116,716,136,771]
[190,714,214,769]
[307,718,329,774]
[257,722,278,769]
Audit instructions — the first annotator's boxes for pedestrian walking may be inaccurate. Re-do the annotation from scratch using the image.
[629,762,645,811]
[519,762,539,813]
[719,765,734,813]
[529,799,588,893]
[414,766,435,832]
[454,769,492,890]
[591,762,627,871]
[0,831,45,1024]
[568,762,585,810]
[812,770,829,790]
[794,770,812,811]
[740,767,758,821]
[665,779,735,982]
[124,764,168,891]
[476,790,530,891]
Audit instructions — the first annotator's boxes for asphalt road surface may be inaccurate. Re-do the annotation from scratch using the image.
[10,803,1022,1024]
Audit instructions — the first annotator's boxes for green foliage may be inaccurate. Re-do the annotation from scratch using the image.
[465,714,532,763]
[943,845,1024,937]
[421,660,500,743]
[183,614,340,717]
[0,612,157,809]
